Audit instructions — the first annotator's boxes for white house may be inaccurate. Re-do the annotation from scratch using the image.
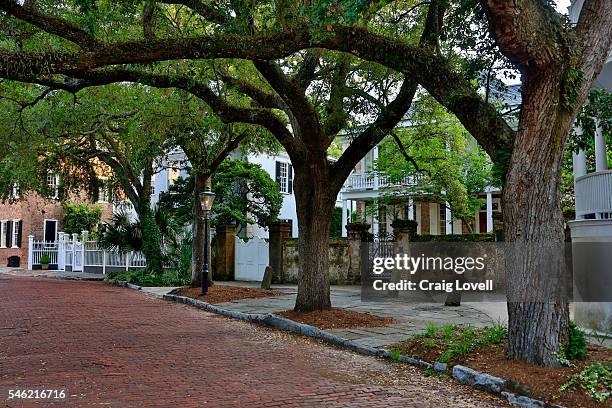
[149,148,301,239]
[567,0,611,332]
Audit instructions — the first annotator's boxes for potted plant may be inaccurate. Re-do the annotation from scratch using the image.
[39,253,51,270]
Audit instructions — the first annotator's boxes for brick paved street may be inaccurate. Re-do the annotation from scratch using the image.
[0,276,506,407]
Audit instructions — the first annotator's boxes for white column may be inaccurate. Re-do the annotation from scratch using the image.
[341,200,348,237]
[415,203,422,234]
[408,198,414,221]
[595,122,608,172]
[486,193,493,233]
[572,149,587,179]
[445,203,453,235]
[372,209,379,235]
[373,145,380,190]
[27,235,34,270]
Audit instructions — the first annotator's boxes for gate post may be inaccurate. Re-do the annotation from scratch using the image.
[71,233,78,270]
[27,235,34,270]
[268,221,291,283]
[57,232,65,270]
[346,222,370,284]
[214,224,236,281]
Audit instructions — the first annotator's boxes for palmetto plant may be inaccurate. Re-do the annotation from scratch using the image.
[98,207,180,254]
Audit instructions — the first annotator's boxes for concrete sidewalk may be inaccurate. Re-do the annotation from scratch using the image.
[0,267,105,280]
[210,282,500,349]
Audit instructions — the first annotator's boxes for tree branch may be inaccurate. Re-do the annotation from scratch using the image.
[479,0,565,70]
[158,0,228,24]
[0,0,99,49]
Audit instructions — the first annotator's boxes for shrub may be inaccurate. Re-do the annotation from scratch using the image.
[566,321,587,360]
[63,204,102,235]
[39,253,51,265]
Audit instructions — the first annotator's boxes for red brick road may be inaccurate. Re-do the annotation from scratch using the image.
[0,275,506,407]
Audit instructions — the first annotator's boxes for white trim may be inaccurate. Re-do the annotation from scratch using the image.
[43,219,58,243]
[0,220,6,248]
[11,219,19,248]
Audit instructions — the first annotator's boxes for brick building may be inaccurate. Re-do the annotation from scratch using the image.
[0,179,113,268]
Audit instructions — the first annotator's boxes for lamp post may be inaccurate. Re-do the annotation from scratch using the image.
[199,187,215,295]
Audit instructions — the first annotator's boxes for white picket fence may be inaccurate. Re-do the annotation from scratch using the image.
[28,232,149,274]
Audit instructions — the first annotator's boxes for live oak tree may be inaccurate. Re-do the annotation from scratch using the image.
[152,84,279,287]
[1,0,610,364]
[0,82,171,273]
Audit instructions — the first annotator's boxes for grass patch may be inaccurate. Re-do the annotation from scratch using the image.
[390,323,507,365]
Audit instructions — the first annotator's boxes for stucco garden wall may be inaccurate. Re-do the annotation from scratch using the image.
[282,238,358,285]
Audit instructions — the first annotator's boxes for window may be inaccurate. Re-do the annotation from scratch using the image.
[168,167,180,187]
[47,172,59,198]
[275,161,293,193]
[11,220,21,248]
[379,206,387,234]
[150,175,156,195]
[439,204,447,236]
[0,221,6,248]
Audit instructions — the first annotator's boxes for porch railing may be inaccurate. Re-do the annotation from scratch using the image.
[575,170,612,219]
[342,172,418,192]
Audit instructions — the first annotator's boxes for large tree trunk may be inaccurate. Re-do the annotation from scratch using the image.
[190,173,212,287]
[293,164,336,311]
[137,200,164,274]
[503,71,573,366]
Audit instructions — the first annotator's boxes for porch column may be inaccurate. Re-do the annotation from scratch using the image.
[445,203,452,235]
[486,192,493,233]
[341,199,348,237]
[595,121,608,172]
[407,198,414,221]
[373,145,379,190]
[572,149,587,179]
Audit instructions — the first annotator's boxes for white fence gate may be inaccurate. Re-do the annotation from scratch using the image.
[28,231,152,274]
[234,237,269,281]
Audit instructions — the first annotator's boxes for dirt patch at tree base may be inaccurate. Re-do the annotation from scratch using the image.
[392,338,610,408]
[176,285,286,304]
[277,308,396,330]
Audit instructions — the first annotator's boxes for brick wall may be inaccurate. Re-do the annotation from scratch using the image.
[0,192,112,268]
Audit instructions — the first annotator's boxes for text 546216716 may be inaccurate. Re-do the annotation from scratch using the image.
[7,389,66,400]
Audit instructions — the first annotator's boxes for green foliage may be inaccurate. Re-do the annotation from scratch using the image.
[417,323,507,364]
[390,348,401,361]
[376,95,492,227]
[158,159,282,229]
[566,322,587,361]
[559,362,611,403]
[570,89,612,167]
[561,68,585,112]
[62,203,103,235]
[330,206,343,237]
[39,253,51,265]
[98,210,144,253]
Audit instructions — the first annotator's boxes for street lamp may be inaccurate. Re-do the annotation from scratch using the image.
[199,187,215,295]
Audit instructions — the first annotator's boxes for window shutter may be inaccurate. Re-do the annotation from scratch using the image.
[288,165,293,193]
[275,161,282,191]
[17,221,22,248]
[6,221,12,248]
